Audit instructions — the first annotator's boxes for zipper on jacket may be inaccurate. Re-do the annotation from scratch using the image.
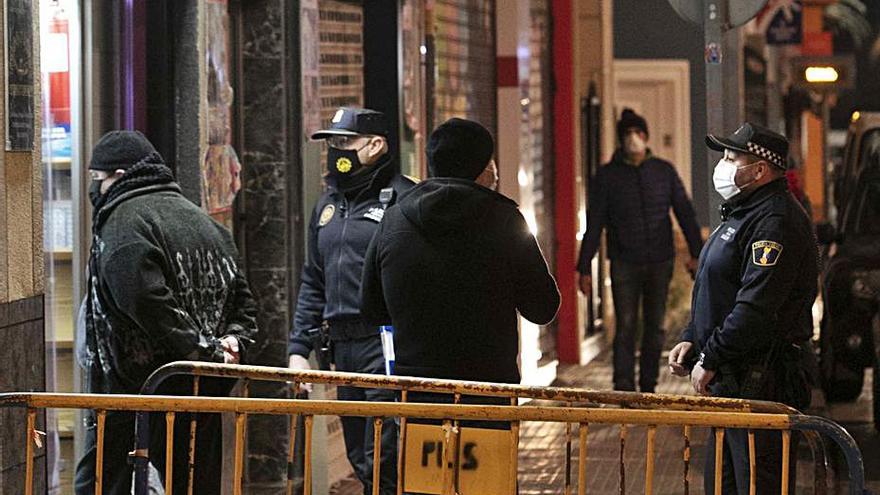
[636,167,649,262]
[336,196,349,315]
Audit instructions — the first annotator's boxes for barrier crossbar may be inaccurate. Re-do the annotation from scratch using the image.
[0,391,869,495]
[134,362,837,495]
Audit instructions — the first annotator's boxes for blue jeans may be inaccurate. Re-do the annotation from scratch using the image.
[610,259,674,392]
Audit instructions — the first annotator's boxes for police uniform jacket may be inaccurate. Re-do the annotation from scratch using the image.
[289,155,415,357]
[682,178,818,372]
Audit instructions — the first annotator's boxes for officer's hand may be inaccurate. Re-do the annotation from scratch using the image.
[579,274,592,296]
[288,354,313,394]
[668,342,693,377]
[220,336,240,364]
[685,258,698,280]
[690,363,716,396]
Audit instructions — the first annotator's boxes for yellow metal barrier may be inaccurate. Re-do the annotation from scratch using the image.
[0,392,869,495]
[135,361,835,495]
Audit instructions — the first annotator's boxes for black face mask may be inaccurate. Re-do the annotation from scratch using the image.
[327,146,366,181]
[89,180,104,207]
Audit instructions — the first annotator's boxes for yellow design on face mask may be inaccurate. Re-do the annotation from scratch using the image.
[336,157,353,173]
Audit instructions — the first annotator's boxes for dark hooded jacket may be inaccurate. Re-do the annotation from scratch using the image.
[84,162,258,394]
[360,178,560,383]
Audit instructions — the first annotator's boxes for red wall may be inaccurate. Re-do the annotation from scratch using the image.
[552,0,579,363]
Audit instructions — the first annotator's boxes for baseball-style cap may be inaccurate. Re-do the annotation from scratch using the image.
[706,123,789,170]
[311,107,389,140]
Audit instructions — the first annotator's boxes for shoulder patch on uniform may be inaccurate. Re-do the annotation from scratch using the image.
[752,240,783,267]
[318,204,335,227]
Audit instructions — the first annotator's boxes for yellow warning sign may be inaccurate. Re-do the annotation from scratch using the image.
[402,423,515,495]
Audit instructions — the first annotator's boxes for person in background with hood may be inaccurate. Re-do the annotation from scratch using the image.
[360,118,560,386]
[576,108,704,393]
[74,131,258,494]
[288,107,414,495]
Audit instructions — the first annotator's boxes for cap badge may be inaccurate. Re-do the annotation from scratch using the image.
[332,109,345,123]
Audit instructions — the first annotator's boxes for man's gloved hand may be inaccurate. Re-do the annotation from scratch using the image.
[288,354,313,393]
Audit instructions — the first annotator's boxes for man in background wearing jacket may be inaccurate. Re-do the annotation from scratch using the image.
[74,131,258,494]
[361,118,560,386]
[577,108,704,393]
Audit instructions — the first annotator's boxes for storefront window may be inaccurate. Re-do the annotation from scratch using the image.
[40,0,82,490]
[428,0,496,137]
[400,0,427,178]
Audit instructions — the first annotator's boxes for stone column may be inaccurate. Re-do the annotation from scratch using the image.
[0,1,46,493]
[237,0,303,489]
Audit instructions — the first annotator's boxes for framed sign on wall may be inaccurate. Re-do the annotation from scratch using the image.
[5,0,35,151]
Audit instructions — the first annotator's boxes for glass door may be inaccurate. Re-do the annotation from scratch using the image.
[40,0,83,491]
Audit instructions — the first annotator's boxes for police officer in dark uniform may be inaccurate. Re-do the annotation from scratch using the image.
[668,123,817,494]
[288,107,414,494]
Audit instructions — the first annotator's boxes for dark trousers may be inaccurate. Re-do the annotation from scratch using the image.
[704,428,799,494]
[610,259,674,392]
[334,335,399,495]
[74,378,232,495]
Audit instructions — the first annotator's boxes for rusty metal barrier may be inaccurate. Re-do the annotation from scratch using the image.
[129,361,839,494]
[0,391,870,495]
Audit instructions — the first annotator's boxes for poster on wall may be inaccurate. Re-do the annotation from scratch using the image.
[202,0,241,220]
[42,1,72,164]
[5,0,35,151]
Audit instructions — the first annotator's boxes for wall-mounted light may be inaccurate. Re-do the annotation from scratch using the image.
[804,66,839,83]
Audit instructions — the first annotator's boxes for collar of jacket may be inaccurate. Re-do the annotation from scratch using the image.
[720,177,788,220]
[326,152,395,200]
[612,148,655,167]
[92,162,180,231]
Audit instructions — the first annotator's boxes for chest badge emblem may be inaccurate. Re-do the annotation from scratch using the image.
[318,204,336,226]
[752,240,783,267]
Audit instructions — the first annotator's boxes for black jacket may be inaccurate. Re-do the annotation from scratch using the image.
[577,151,703,270]
[360,178,560,383]
[85,163,258,394]
[681,178,818,371]
[289,156,415,357]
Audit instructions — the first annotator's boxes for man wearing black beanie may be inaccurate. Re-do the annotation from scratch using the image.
[361,118,560,386]
[577,108,704,393]
[75,130,258,494]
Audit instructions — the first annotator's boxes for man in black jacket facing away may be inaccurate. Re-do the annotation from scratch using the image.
[361,118,560,385]
[74,131,258,494]
[577,109,703,393]
[288,107,414,495]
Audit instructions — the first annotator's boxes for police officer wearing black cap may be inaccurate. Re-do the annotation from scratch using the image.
[288,107,413,494]
[668,123,817,493]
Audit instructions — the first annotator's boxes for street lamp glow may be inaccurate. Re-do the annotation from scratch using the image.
[805,66,839,83]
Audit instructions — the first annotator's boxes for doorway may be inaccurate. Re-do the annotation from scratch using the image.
[613,59,692,193]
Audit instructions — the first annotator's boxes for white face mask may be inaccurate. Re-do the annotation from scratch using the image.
[624,134,647,156]
[713,159,758,200]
